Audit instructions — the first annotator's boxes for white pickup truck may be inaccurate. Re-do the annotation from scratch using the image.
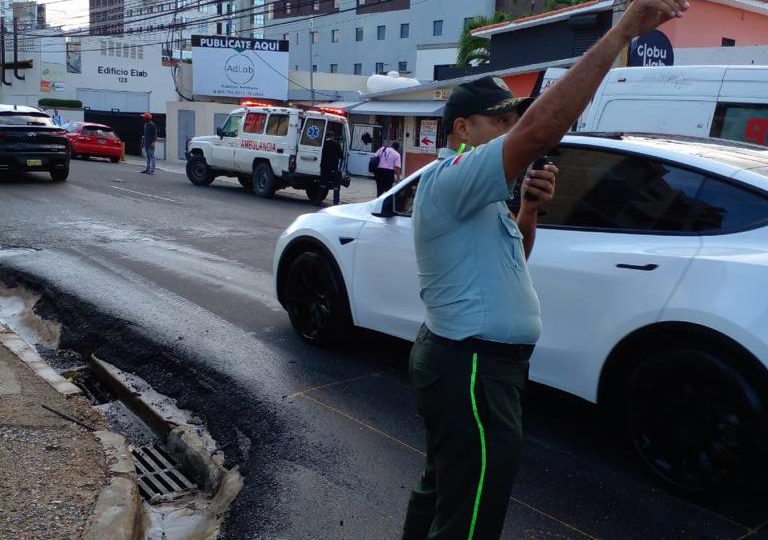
[185,105,351,204]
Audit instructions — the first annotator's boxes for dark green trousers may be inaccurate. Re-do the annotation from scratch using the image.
[402,325,533,540]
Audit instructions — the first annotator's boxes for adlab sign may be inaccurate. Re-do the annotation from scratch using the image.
[191,35,290,100]
[629,29,675,67]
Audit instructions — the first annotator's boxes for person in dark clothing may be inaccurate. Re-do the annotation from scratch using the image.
[141,112,157,175]
[321,131,343,205]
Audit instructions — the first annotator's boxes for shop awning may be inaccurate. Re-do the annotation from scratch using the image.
[348,100,446,117]
[319,100,366,110]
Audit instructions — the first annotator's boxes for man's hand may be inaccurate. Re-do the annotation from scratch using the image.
[615,0,690,40]
[520,164,558,213]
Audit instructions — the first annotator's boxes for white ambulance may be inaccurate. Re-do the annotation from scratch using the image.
[185,105,351,204]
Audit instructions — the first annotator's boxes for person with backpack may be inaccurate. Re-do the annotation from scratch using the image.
[372,141,401,196]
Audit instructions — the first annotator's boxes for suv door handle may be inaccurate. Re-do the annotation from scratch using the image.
[616,263,658,271]
[300,156,317,161]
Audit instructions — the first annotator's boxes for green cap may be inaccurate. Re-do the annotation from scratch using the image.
[443,76,534,135]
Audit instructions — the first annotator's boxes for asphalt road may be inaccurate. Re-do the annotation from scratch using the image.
[0,159,766,540]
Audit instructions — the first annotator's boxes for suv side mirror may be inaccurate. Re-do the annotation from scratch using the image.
[372,194,395,218]
[216,127,224,138]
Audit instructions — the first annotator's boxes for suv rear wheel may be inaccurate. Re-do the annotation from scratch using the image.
[50,168,69,182]
[186,155,215,186]
[253,163,276,198]
[282,251,352,345]
[626,347,767,494]
[306,184,329,205]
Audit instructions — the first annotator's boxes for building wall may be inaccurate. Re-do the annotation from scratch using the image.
[415,45,459,81]
[262,0,496,76]
[674,45,768,65]
[660,1,768,48]
[166,101,240,163]
[89,0,124,35]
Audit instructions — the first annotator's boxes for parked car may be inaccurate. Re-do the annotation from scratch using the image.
[0,104,69,182]
[579,65,768,147]
[273,133,768,494]
[185,104,351,204]
[64,122,123,163]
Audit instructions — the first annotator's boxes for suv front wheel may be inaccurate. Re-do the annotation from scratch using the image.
[186,155,215,186]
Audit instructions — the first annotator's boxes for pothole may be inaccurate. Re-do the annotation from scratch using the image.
[0,279,242,540]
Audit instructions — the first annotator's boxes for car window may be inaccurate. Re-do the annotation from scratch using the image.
[394,177,420,217]
[711,103,768,147]
[83,127,117,138]
[221,114,242,137]
[243,113,266,134]
[539,146,768,233]
[266,114,289,137]
[0,112,55,126]
[300,118,326,147]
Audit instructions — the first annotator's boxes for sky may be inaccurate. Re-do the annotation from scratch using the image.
[45,0,90,31]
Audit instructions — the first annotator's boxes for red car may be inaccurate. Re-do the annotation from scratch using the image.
[65,122,122,163]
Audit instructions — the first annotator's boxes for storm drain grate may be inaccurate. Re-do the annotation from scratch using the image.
[132,444,198,503]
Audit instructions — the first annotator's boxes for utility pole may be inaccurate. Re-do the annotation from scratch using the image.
[308,17,315,105]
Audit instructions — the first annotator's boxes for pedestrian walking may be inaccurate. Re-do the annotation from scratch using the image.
[51,109,63,126]
[321,130,343,205]
[141,112,157,175]
[374,141,401,196]
[401,0,690,537]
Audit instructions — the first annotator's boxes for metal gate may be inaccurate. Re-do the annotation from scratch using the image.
[177,110,195,160]
[84,111,166,156]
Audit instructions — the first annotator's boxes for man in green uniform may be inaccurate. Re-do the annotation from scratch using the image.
[402,0,690,537]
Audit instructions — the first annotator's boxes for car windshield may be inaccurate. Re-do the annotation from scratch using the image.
[0,112,55,126]
[83,127,117,138]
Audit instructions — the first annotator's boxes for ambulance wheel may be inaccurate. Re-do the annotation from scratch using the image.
[307,185,329,205]
[253,163,276,198]
[186,155,215,186]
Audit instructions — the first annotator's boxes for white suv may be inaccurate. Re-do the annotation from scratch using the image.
[186,106,351,204]
[273,133,768,494]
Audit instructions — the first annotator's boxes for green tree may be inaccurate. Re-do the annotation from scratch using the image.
[456,12,512,67]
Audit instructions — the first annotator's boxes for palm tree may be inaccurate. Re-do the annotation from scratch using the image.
[456,12,512,67]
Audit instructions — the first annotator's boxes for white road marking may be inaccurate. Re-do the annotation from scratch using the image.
[111,186,179,203]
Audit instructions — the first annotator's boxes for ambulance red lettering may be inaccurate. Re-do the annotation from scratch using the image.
[745,118,768,146]
[240,140,277,152]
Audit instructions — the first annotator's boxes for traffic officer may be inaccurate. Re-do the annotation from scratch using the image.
[401,0,689,537]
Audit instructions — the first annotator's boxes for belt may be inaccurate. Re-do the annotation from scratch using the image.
[421,327,534,360]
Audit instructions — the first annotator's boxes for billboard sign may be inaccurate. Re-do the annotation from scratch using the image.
[192,35,289,100]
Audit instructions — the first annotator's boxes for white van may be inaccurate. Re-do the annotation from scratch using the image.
[578,65,768,146]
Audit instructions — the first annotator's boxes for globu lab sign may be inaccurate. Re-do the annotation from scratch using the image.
[191,35,290,100]
[629,30,675,67]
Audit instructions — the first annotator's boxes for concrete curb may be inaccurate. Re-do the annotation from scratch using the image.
[82,432,144,540]
[0,323,81,396]
[91,354,243,503]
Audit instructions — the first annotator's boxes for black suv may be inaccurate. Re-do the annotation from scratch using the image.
[0,104,69,182]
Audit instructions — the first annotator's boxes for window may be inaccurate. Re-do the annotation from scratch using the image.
[331,29,340,43]
[722,37,736,47]
[398,61,407,72]
[266,114,290,136]
[311,31,319,43]
[243,113,267,134]
[282,33,289,41]
[354,63,362,75]
[313,0,320,10]
[375,62,384,74]
[377,25,385,40]
[464,17,475,29]
[295,33,299,44]
[123,44,129,57]
[710,103,768,146]
[394,177,420,217]
[356,27,363,41]
[400,23,409,39]
[312,64,317,72]
[301,118,326,147]
[266,3,273,19]
[285,1,291,14]
[221,114,242,138]
[130,45,136,58]
[100,40,107,55]
[334,0,340,7]
[536,147,768,233]
[108,43,114,56]
[433,20,443,36]
[330,64,338,73]
[138,46,143,59]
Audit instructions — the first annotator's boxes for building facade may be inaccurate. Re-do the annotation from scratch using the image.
[89,0,124,36]
[261,0,497,78]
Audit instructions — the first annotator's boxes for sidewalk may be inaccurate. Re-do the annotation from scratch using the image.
[122,156,379,205]
[0,335,134,539]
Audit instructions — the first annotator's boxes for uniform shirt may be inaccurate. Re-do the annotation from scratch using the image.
[376,146,401,171]
[412,135,542,345]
